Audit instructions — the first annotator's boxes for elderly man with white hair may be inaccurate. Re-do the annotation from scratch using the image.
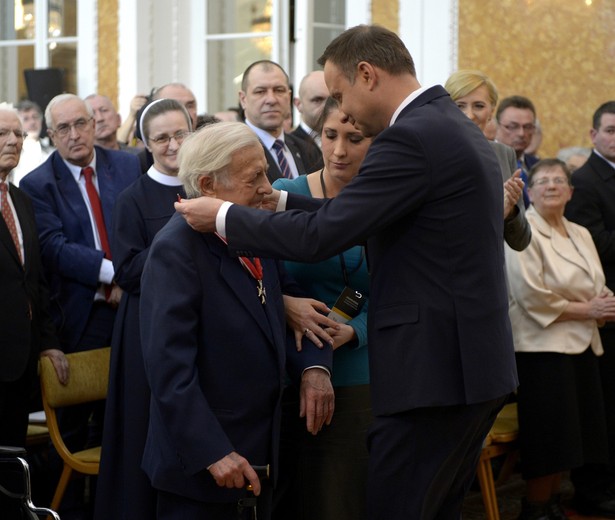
[140,121,334,520]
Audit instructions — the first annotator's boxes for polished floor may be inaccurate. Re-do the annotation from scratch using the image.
[462,472,614,520]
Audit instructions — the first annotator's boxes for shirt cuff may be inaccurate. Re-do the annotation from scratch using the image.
[99,258,114,284]
[276,190,288,212]
[216,201,234,237]
[302,365,331,378]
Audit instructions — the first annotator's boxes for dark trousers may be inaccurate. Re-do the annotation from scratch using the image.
[0,353,37,447]
[156,482,273,520]
[571,328,615,501]
[366,395,507,520]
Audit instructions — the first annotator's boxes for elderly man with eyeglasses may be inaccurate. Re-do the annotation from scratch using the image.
[19,93,141,514]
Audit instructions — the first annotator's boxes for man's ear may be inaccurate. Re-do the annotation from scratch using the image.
[356,61,377,90]
[199,175,216,197]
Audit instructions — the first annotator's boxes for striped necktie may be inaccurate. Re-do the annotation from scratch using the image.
[272,139,292,179]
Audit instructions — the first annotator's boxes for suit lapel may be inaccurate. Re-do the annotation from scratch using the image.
[0,210,21,266]
[284,134,306,174]
[589,152,615,184]
[203,234,275,344]
[53,154,97,249]
[94,148,117,238]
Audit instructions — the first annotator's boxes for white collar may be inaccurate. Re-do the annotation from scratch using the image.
[390,85,431,126]
[64,149,97,182]
[245,119,283,150]
[147,165,183,186]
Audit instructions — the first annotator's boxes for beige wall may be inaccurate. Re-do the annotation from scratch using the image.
[458,0,615,157]
[98,0,119,107]
[373,0,399,32]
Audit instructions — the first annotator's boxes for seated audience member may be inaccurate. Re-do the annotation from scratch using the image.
[10,100,53,185]
[445,69,530,251]
[139,122,334,520]
[557,146,591,172]
[0,103,67,514]
[505,158,615,520]
[94,99,193,520]
[272,98,371,520]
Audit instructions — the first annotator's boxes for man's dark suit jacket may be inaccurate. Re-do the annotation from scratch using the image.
[0,182,58,444]
[225,85,518,416]
[19,146,141,351]
[290,125,324,172]
[0,183,58,382]
[140,213,332,503]
[262,132,315,183]
[565,151,615,326]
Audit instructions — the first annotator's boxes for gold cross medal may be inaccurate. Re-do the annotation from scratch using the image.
[257,280,267,305]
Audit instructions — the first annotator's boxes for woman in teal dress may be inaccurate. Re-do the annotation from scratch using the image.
[272,97,372,520]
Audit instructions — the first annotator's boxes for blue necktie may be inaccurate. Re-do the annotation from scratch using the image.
[517,159,530,209]
[272,140,292,179]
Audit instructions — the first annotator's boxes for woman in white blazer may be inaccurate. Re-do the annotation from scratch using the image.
[506,158,615,520]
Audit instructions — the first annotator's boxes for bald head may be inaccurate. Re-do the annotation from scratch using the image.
[294,71,328,130]
[154,83,198,129]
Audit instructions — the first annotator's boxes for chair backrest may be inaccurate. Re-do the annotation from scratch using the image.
[40,347,111,408]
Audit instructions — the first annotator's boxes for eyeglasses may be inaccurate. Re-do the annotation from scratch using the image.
[500,123,536,133]
[0,128,27,140]
[530,177,569,187]
[50,117,93,137]
[148,131,191,146]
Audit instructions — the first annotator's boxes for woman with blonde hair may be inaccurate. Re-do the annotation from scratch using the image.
[445,69,530,251]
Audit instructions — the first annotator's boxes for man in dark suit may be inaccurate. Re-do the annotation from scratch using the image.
[290,71,328,172]
[239,60,315,183]
[565,100,615,519]
[175,25,518,519]
[0,105,67,449]
[141,122,333,520]
[20,93,140,511]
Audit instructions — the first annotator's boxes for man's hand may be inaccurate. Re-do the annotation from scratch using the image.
[261,189,281,212]
[107,284,123,308]
[208,451,261,495]
[174,197,224,233]
[300,368,334,435]
[40,349,69,385]
[504,169,524,219]
[283,295,340,350]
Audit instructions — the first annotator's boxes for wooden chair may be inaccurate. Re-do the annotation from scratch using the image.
[39,346,111,512]
[476,402,520,520]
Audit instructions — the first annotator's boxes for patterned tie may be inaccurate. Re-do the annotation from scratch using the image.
[272,139,292,179]
[0,182,23,264]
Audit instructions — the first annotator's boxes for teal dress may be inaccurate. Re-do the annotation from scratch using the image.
[272,175,371,520]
